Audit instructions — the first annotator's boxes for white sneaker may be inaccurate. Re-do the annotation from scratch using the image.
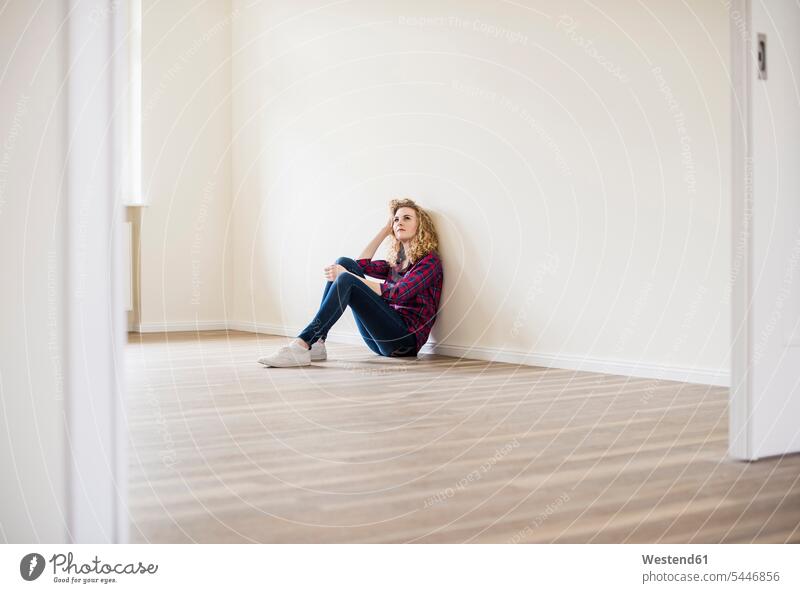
[310,340,327,362]
[257,342,311,367]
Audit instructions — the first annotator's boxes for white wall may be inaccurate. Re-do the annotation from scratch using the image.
[0,1,70,542]
[139,0,233,329]
[229,0,731,384]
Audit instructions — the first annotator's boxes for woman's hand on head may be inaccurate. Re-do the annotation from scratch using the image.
[384,214,395,237]
[323,264,348,281]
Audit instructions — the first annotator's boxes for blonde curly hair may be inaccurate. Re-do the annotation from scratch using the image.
[387,198,439,266]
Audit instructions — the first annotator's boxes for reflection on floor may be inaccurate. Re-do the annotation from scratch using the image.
[126,330,800,543]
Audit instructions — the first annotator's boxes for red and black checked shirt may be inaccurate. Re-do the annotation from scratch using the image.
[356,251,444,353]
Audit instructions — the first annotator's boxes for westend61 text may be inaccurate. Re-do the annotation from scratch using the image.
[642,554,708,565]
[50,553,158,575]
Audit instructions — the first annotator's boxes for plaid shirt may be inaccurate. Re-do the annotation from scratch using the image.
[356,251,444,353]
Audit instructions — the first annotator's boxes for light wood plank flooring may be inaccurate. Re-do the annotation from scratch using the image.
[126,330,800,543]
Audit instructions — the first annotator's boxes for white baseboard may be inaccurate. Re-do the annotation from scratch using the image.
[426,342,729,387]
[132,320,230,333]
[227,320,729,387]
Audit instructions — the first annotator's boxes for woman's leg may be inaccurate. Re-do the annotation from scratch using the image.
[349,296,417,357]
[351,309,416,356]
[317,257,365,309]
[297,273,416,356]
[309,256,382,354]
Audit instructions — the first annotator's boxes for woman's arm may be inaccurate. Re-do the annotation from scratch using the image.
[358,216,394,260]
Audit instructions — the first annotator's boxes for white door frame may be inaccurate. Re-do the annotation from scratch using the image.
[729,0,753,461]
[730,0,800,461]
[64,0,128,542]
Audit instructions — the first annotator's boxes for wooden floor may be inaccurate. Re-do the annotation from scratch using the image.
[126,330,800,543]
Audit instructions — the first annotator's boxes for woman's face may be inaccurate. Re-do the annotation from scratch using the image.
[393,207,418,242]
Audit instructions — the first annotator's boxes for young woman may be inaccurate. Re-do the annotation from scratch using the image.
[258,198,444,367]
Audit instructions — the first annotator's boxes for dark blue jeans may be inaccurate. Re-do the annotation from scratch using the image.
[297,257,418,357]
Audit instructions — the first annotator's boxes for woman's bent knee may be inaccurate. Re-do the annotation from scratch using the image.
[334,272,357,284]
[335,256,365,277]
